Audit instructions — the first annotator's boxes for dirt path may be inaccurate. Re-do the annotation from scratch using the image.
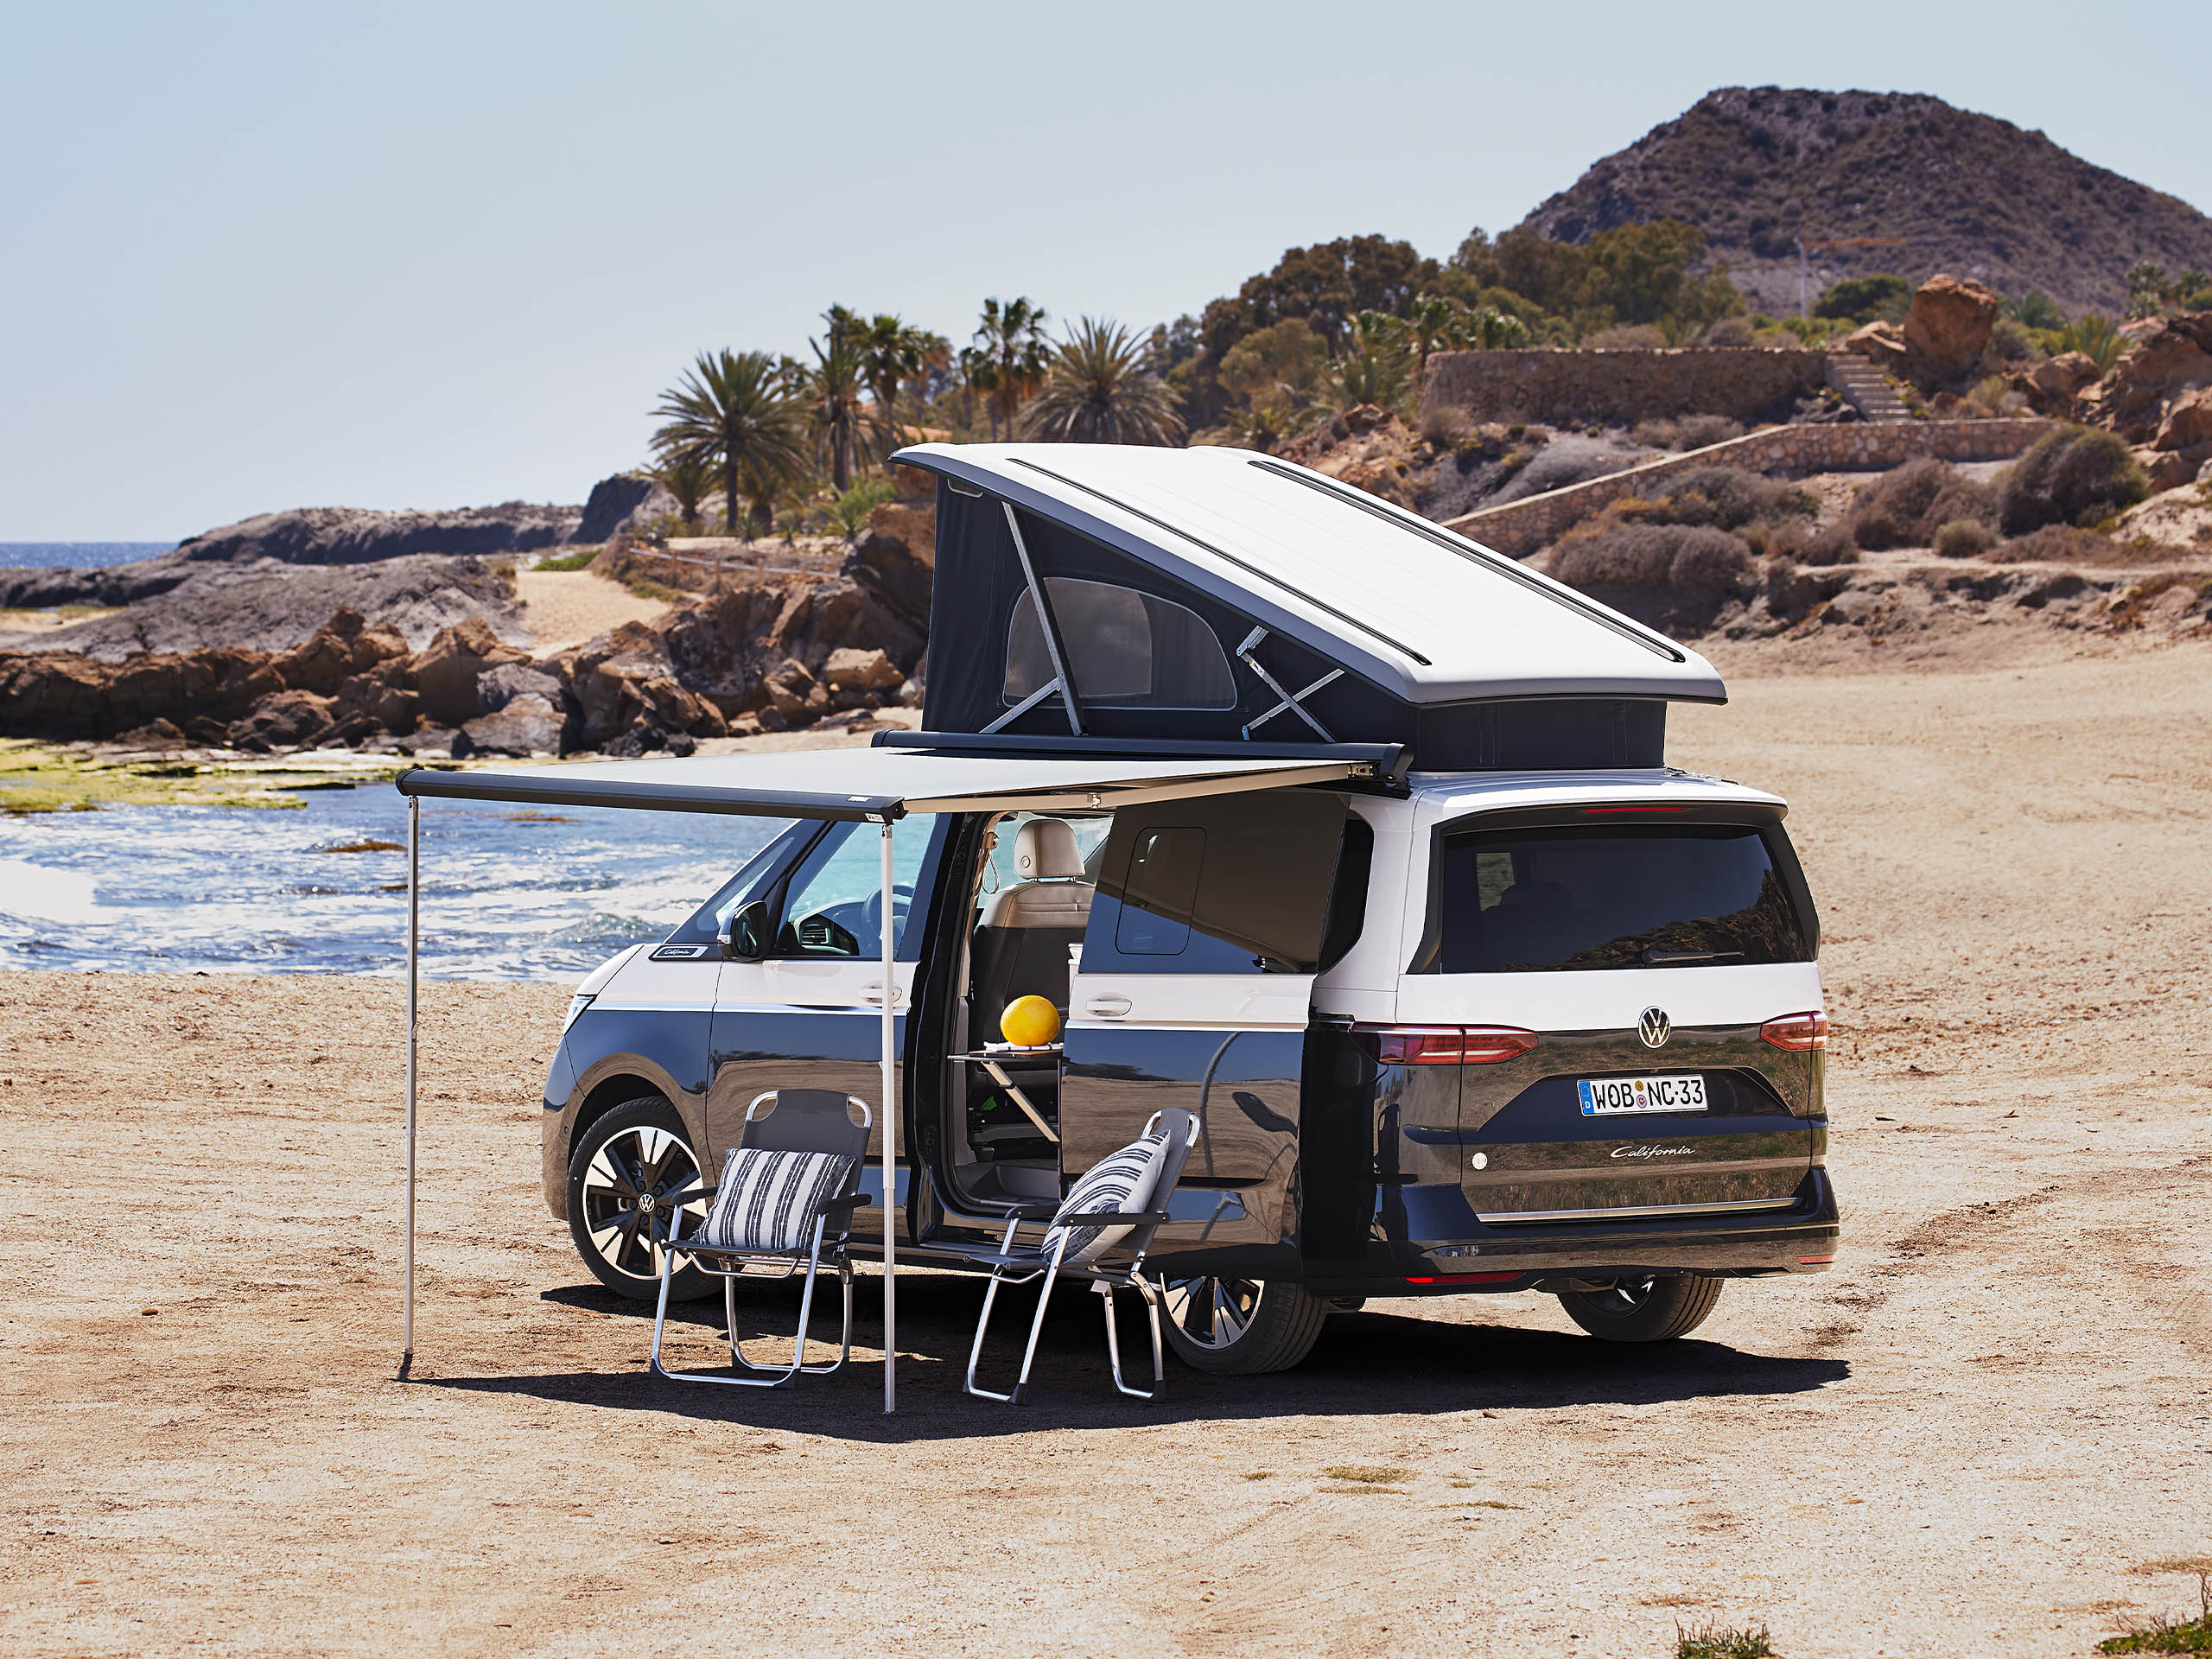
[3,639,2209,1656]
[514,569,669,653]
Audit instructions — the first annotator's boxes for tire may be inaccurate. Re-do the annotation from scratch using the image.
[1555,1274,1723,1342]
[1154,1274,1328,1375]
[566,1096,714,1301]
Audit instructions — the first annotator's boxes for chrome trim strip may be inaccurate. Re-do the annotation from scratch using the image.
[1476,1196,1800,1224]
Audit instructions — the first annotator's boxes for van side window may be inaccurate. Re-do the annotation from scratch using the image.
[773,817,941,960]
[1082,792,1347,975]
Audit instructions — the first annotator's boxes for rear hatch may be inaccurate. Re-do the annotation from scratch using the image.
[1392,804,1825,1224]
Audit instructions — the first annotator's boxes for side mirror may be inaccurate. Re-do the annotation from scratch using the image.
[723,899,771,962]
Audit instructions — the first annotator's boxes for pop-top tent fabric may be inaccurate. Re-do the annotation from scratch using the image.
[390,745,1374,1412]
[893,442,1726,770]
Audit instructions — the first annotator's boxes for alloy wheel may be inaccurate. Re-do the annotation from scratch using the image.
[578,1122,706,1285]
[1158,1274,1264,1351]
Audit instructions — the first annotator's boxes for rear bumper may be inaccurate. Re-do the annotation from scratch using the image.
[1302,1166,1840,1295]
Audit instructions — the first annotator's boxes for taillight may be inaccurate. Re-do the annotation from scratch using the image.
[1761,1011,1827,1052]
[1355,1025,1538,1065]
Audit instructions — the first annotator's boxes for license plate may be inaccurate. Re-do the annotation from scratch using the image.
[1578,1074,1707,1116]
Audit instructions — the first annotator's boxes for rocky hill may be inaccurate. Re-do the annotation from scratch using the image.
[1519,87,2212,316]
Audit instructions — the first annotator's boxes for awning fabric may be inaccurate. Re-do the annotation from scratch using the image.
[393,747,1373,820]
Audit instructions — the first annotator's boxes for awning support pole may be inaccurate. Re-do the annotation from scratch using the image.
[880,820,897,1414]
[402,792,419,1376]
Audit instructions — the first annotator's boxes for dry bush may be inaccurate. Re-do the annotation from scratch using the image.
[1602,467,1815,533]
[1934,518,1996,558]
[1678,414,1745,448]
[1986,525,2141,565]
[1633,418,1683,449]
[1584,323,1668,349]
[1421,405,1472,449]
[2001,426,2151,533]
[1800,520,1859,566]
[1552,524,1755,598]
[1849,459,1999,550]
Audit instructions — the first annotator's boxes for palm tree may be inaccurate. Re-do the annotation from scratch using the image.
[1328,315,1414,416]
[648,449,715,532]
[802,308,869,491]
[1018,316,1185,446]
[856,315,951,454]
[973,296,1050,440]
[956,344,993,438]
[650,349,810,537]
[1406,294,1470,378]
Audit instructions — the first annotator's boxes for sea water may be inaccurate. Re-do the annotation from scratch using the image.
[0,543,179,568]
[0,785,780,981]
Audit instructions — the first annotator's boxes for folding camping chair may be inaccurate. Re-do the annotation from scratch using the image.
[650,1090,872,1389]
[964,1108,1199,1404]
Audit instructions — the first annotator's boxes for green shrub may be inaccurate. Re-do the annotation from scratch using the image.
[832,478,896,539]
[2005,290,2067,331]
[1983,319,2038,365]
[1934,518,1995,558]
[1813,274,1912,324]
[1677,1623,1775,1659]
[2056,314,2126,374]
[531,545,602,572]
[1999,426,2150,533]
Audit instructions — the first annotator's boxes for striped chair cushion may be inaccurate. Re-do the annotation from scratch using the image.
[696,1147,859,1255]
[1043,1131,1170,1266]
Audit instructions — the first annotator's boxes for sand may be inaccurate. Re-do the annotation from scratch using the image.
[3,632,2209,1656]
[514,569,670,654]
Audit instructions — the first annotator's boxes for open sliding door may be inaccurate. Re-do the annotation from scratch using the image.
[1062,790,1350,1268]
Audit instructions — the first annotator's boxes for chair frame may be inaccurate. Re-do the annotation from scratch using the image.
[649,1091,873,1390]
[964,1109,1198,1405]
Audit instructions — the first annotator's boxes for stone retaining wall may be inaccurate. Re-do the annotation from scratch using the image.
[1442,418,2056,556]
[1422,347,1831,425]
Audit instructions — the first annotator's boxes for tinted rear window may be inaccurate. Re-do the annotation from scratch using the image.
[1433,823,1808,974]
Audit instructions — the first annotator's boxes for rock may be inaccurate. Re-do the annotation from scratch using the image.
[843,520,934,637]
[230,690,335,752]
[170,501,581,566]
[2153,386,2212,451]
[332,671,418,734]
[2031,352,2101,402]
[401,727,460,756]
[1842,321,1909,372]
[552,621,725,751]
[2080,312,2212,439]
[664,731,697,758]
[2140,442,2212,493]
[415,616,534,726]
[573,473,681,544]
[823,647,902,693]
[475,661,564,713]
[112,717,189,748]
[1902,275,2000,376]
[0,645,281,741]
[602,723,667,758]
[460,692,563,757]
[1342,404,1388,433]
[269,607,410,696]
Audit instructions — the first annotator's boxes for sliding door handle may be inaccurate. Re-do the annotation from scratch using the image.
[1084,995,1132,1020]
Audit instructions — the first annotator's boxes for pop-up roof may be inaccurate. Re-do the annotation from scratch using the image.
[893,442,1723,770]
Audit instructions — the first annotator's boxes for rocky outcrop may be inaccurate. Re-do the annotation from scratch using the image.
[414,617,535,726]
[170,502,582,566]
[1900,275,1999,376]
[573,473,681,544]
[2078,313,2212,442]
[0,554,522,660]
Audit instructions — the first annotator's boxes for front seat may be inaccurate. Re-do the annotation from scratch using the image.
[970,819,1092,1038]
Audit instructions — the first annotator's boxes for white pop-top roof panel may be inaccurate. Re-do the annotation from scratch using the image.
[894,442,1727,706]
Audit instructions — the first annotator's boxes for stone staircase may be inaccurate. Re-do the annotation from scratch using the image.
[1828,353,1911,421]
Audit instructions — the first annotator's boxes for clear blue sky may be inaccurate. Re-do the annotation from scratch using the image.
[4,0,2205,541]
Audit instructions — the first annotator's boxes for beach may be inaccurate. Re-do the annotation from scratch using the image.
[3,632,2209,1656]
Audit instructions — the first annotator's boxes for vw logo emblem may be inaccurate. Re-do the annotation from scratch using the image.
[1638,1007,1672,1049]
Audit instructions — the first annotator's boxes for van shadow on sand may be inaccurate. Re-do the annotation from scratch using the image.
[422,1274,1850,1443]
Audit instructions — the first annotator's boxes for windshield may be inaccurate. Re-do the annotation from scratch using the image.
[1431,822,1808,973]
[663,821,817,944]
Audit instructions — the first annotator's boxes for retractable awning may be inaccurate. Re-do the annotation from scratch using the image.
[393,746,1374,820]
[390,743,1372,1412]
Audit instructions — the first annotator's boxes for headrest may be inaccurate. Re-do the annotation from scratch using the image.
[1013,818,1084,881]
